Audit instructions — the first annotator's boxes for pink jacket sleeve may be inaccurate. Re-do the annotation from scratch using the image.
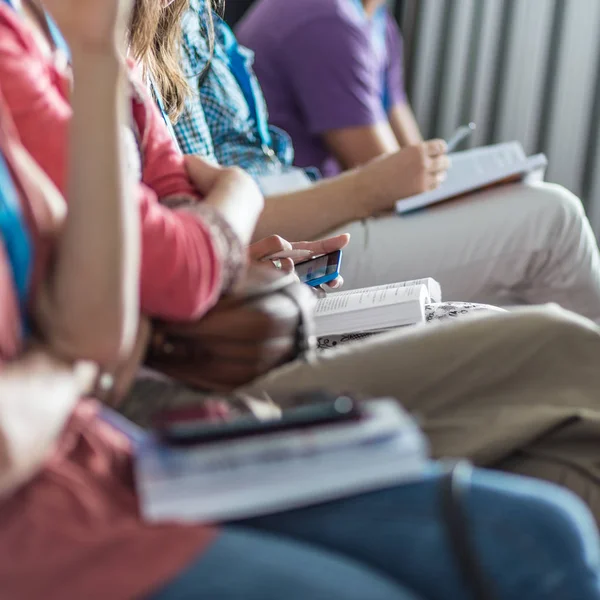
[0,7,226,320]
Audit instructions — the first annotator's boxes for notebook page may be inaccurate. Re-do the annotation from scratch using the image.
[315,284,425,317]
[396,142,531,214]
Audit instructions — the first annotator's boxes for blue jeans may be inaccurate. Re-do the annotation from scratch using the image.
[150,466,600,600]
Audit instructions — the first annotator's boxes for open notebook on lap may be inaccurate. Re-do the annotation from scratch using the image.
[396,142,547,215]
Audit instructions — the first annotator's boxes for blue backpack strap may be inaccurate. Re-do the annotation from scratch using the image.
[148,75,182,149]
[215,15,275,160]
[0,151,32,333]
[44,11,70,59]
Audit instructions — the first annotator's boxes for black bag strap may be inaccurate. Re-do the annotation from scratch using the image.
[440,461,499,600]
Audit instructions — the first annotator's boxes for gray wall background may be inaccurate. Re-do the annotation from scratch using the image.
[395,0,600,235]
[225,0,600,234]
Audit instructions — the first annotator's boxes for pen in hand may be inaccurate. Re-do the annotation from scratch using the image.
[446,122,476,152]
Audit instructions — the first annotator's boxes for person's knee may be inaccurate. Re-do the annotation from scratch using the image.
[528,182,588,233]
[468,470,600,594]
[503,305,600,345]
[172,528,415,600]
[507,479,599,559]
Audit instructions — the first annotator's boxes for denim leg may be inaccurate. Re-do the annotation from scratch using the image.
[237,467,600,600]
[148,528,422,600]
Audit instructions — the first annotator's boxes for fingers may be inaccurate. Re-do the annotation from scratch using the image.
[324,276,344,290]
[423,139,448,157]
[248,235,293,261]
[291,233,351,260]
[424,142,450,191]
[279,257,295,273]
[428,154,451,174]
[426,172,448,191]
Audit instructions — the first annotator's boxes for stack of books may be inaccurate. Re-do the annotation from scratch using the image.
[135,399,429,523]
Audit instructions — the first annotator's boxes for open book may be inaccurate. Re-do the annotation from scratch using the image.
[396,142,548,215]
[314,278,441,337]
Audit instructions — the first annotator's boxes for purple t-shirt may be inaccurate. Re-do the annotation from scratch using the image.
[236,0,406,176]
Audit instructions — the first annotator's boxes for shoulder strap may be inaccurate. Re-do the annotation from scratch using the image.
[441,462,499,600]
[215,15,275,160]
[148,74,181,150]
[1,0,70,60]
[0,151,32,333]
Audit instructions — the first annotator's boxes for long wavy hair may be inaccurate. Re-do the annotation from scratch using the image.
[130,0,223,122]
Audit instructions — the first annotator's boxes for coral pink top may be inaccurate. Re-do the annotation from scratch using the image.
[0,399,217,600]
[0,4,231,321]
[0,78,218,600]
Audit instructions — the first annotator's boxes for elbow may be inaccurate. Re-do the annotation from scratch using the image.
[39,305,136,366]
[140,257,222,322]
[141,278,220,322]
[49,323,131,366]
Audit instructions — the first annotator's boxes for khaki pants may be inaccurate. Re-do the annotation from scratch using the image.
[245,305,600,523]
[336,182,600,323]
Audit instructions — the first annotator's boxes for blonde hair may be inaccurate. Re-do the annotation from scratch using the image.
[130,0,191,121]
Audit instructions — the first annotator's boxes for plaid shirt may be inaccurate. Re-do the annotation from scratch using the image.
[176,0,294,177]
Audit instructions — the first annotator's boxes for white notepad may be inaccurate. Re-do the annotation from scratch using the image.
[396,142,547,215]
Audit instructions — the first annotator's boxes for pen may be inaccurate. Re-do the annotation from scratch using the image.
[446,122,476,152]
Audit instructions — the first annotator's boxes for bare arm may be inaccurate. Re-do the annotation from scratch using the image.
[254,168,369,241]
[185,157,264,247]
[254,140,449,242]
[322,122,400,171]
[389,103,423,147]
[35,40,139,364]
[0,349,95,497]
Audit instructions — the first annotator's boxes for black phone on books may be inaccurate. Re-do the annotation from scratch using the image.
[154,391,363,446]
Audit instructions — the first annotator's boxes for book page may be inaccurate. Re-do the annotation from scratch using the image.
[315,284,425,316]
[396,142,538,213]
[341,279,441,304]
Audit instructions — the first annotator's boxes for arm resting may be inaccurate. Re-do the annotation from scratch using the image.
[0,350,94,498]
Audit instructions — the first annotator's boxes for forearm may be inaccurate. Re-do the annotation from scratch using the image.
[253,169,373,241]
[0,350,89,497]
[389,104,423,147]
[40,50,139,364]
[202,167,264,246]
[323,123,400,171]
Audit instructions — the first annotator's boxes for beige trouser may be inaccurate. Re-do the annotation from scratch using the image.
[244,305,600,523]
[336,182,600,323]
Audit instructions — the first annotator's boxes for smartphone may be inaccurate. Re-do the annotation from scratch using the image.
[295,250,342,287]
[154,391,362,446]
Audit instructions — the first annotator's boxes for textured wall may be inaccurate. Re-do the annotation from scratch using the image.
[397,0,600,232]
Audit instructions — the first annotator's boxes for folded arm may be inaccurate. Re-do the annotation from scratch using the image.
[35,49,139,365]
[0,12,244,324]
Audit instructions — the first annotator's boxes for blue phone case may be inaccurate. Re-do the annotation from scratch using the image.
[304,251,342,287]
